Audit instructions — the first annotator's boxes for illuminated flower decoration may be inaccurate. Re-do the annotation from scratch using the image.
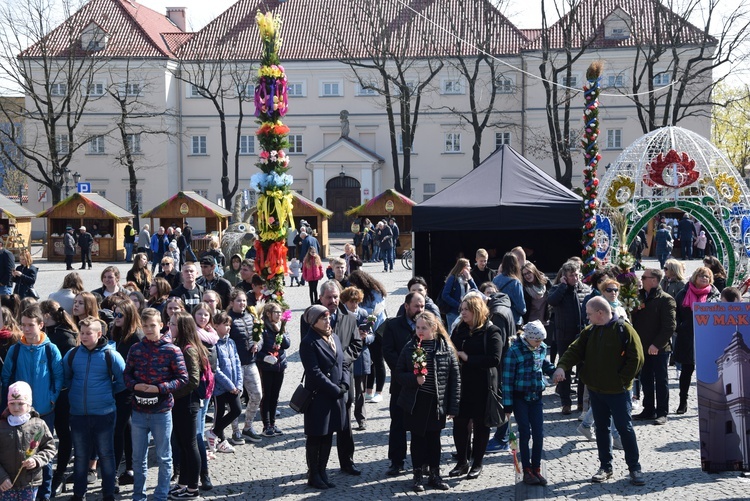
[714,173,741,204]
[606,175,635,208]
[645,150,700,188]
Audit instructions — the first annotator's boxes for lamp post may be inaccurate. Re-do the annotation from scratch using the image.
[63,167,71,197]
[73,171,81,191]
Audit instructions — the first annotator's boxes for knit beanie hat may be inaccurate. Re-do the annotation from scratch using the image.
[304,305,329,326]
[8,381,32,405]
[522,320,547,342]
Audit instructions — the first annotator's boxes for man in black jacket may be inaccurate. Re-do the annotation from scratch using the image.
[300,280,364,475]
[0,239,15,295]
[381,292,426,476]
[77,226,94,270]
[169,262,204,312]
[197,256,233,308]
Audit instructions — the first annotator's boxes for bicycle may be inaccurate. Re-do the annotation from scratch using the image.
[401,248,413,270]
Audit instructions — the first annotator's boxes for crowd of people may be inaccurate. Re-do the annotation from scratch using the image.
[0,226,729,500]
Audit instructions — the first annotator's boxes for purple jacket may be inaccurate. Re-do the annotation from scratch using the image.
[124,336,188,413]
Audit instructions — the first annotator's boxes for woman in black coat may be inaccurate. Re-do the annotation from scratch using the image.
[396,311,461,493]
[448,294,503,480]
[299,305,349,490]
[12,249,38,299]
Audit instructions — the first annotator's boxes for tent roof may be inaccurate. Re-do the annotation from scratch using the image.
[412,145,582,231]
[0,194,36,219]
[141,191,231,218]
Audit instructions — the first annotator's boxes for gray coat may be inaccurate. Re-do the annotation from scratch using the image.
[63,232,76,255]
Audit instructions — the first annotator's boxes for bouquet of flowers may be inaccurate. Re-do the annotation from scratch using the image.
[412,341,427,376]
[364,314,377,331]
[12,428,44,486]
[509,429,520,474]
[248,306,264,343]
[272,310,292,356]
[616,250,640,316]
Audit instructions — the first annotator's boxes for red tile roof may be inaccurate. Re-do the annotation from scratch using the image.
[175,0,529,60]
[21,0,182,59]
[525,0,713,50]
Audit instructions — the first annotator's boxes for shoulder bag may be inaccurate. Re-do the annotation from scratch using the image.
[289,372,316,413]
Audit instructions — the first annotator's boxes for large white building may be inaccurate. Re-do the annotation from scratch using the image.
[18,0,713,234]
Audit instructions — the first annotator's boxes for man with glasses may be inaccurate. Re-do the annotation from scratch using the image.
[547,260,591,415]
[631,268,676,425]
[156,256,182,290]
[197,256,232,307]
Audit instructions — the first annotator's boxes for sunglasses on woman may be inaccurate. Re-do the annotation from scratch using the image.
[604,287,619,293]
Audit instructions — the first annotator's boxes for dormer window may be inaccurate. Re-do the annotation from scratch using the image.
[603,8,632,40]
[81,22,109,52]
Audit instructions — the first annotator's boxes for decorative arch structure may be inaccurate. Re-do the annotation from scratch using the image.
[598,127,750,284]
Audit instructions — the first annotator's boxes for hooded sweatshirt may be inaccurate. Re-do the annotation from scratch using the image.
[0,333,63,415]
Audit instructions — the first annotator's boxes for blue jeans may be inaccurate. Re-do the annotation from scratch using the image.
[125,242,134,262]
[0,285,12,296]
[38,412,55,500]
[382,248,393,271]
[493,420,510,445]
[132,411,173,501]
[581,408,620,439]
[681,240,693,259]
[372,244,380,261]
[658,253,669,269]
[70,412,116,498]
[589,390,640,472]
[197,398,210,475]
[513,396,544,469]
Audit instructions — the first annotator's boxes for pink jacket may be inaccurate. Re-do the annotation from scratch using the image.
[302,262,324,281]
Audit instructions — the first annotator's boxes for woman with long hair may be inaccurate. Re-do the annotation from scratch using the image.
[521,262,549,325]
[72,292,100,324]
[40,299,79,495]
[302,247,324,305]
[168,311,207,499]
[48,272,84,315]
[147,277,172,313]
[449,294,503,480]
[1,294,21,319]
[348,270,388,402]
[0,306,21,363]
[702,256,727,292]
[192,302,219,490]
[126,253,152,295]
[441,258,478,329]
[492,253,526,326]
[128,291,146,315]
[660,259,686,299]
[12,248,38,299]
[256,302,291,436]
[397,311,460,492]
[673,267,720,414]
[162,297,187,332]
[92,266,123,298]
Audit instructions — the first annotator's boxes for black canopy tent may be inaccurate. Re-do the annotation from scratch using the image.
[412,145,583,295]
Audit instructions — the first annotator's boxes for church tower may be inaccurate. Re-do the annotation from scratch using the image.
[716,329,750,468]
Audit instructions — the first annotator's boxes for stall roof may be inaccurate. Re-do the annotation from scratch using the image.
[412,145,582,231]
[37,192,134,219]
[247,192,333,218]
[0,193,36,218]
[142,191,232,218]
[345,189,416,216]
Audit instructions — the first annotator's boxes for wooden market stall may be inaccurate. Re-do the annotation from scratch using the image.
[141,191,232,255]
[0,193,36,258]
[345,189,416,256]
[38,193,133,261]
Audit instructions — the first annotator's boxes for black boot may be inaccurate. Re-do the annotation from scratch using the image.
[306,442,328,489]
[51,473,64,498]
[427,467,450,491]
[676,397,688,414]
[318,438,335,488]
[412,468,425,493]
[200,470,213,491]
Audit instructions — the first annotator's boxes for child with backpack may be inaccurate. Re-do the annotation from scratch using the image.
[207,311,243,454]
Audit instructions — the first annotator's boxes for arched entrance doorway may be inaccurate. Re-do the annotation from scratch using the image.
[598,126,750,283]
[327,175,361,232]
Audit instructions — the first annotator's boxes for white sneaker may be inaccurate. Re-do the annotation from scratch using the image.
[370,393,383,403]
[216,439,235,453]
[577,423,594,441]
[205,429,218,452]
[613,437,624,450]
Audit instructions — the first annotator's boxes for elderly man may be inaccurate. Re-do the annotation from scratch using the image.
[553,296,645,486]
[631,268,676,425]
[77,226,93,270]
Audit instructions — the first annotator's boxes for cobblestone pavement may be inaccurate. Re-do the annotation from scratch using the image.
[28,245,749,500]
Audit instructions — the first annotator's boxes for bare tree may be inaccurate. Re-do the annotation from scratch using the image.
[0,0,108,203]
[319,0,444,195]
[172,42,255,210]
[628,0,750,132]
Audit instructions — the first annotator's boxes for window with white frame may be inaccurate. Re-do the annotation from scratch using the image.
[239,135,255,155]
[603,74,625,88]
[191,135,207,155]
[287,81,306,97]
[123,83,141,96]
[495,131,512,148]
[607,129,622,149]
[56,134,70,155]
[237,83,253,98]
[441,78,463,95]
[397,133,404,154]
[356,81,378,96]
[320,80,343,97]
[87,135,105,154]
[126,190,143,213]
[424,183,436,194]
[126,133,141,154]
[86,82,105,96]
[444,133,461,153]
[288,134,303,153]
[653,73,671,86]
[187,84,204,98]
[562,75,578,88]
[495,77,514,94]
[50,83,67,96]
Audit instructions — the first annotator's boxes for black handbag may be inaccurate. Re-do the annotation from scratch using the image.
[483,329,507,428]
[289,373,315,413]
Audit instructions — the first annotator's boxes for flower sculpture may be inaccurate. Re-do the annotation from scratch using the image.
[581,62,603,283]
[643,150,700,188]
[605,175,635,208]
[714,173,741,204]
[253,11,293,311]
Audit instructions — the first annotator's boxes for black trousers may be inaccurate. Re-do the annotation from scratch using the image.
[366,338,386,393]
[337,385,355,468]
[411,430,442,471]
[65,254,74,269]
[80,247,92,267]
[213,392,242,442]
[260,369,284,428]
[388,386,407,465]
[53,390,72,479]
[172,397,200,490]
[453,417,490,467]
[114,392,133,473]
